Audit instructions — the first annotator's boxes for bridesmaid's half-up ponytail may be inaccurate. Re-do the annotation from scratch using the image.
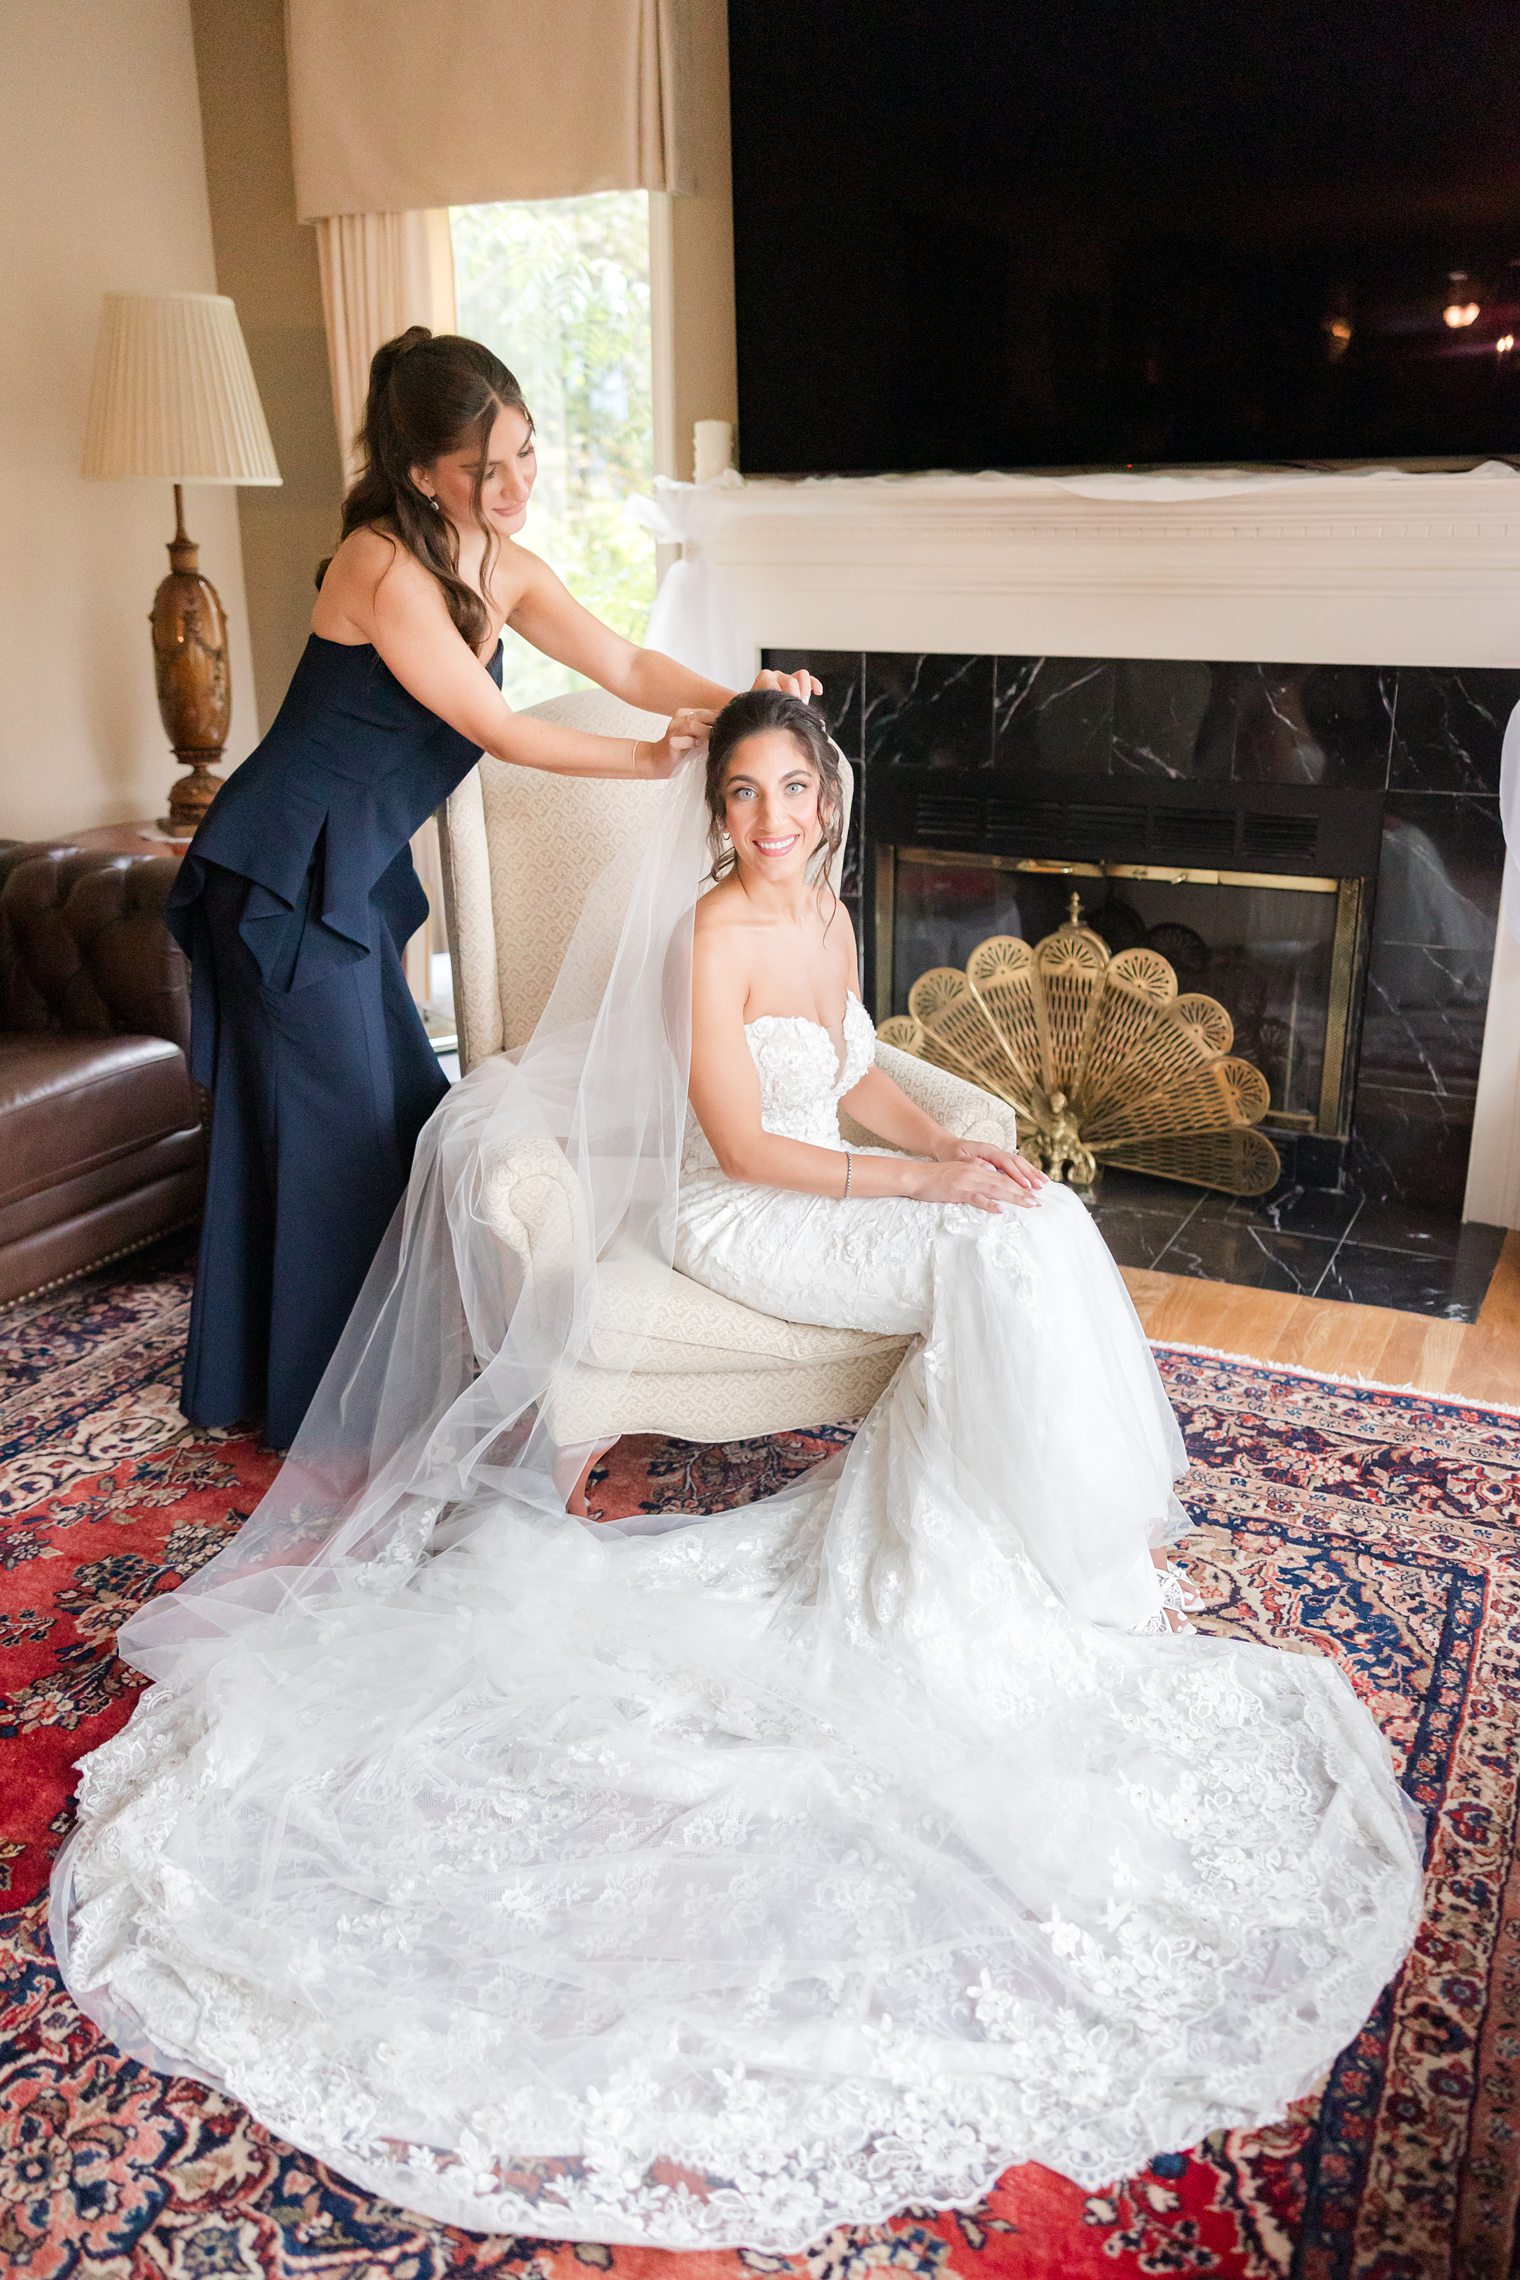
[331,328,530,654]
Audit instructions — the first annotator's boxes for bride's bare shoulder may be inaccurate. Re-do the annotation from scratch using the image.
[693,879,748,939]
[691,883,759,986]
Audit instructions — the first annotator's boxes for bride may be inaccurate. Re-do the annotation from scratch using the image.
[677,688,1192,1635]
[50,688,1423,2253]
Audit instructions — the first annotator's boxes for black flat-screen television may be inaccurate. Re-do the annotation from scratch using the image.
[727,0,1520,475]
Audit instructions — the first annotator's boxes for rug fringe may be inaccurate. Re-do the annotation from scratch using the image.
[1152,1337,1520,1419]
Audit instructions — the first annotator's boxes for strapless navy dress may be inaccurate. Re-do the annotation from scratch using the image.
[166,632,503,1448]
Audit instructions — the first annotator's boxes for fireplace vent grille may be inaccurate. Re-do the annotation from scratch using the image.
[911,793,983,844]
[912,792,1139,857]
[1150,808,1237,861]
[907,788,1324,871]
[1240,812,1322,863]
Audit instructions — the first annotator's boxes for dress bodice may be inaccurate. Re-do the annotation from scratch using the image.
[683,993,876,1172]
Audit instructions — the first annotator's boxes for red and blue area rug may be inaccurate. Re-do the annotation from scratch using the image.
[3,1245,1519,2279]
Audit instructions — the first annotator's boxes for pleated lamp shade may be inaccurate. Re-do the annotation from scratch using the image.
[82,291,281,485]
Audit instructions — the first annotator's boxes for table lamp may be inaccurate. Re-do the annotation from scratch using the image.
[82,290,282,836]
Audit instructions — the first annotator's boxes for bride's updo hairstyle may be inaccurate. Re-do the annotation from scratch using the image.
[703,688,846,897]
[328,326,530,655]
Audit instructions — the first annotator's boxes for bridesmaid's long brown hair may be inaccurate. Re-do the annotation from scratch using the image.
[327,328,530,655]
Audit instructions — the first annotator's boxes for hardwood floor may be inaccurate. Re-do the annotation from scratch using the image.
[1124,1230,1520,1409]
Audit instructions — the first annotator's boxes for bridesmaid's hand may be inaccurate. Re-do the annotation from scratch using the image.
[752,667,823,702]
[643,707,716,776]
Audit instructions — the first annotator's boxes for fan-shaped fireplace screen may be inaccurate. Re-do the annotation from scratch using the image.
[873,853,1369,1196]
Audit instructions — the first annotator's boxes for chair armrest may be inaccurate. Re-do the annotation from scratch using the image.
[840,1040,1020,1152]
[477,1046,1018,1297]
[477,1126,590,1296]
[0,846,190,1056]
[437,769,505,1075]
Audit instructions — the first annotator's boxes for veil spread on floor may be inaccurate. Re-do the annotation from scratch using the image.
[113,756,714,1679]
[50,751,1424,2252]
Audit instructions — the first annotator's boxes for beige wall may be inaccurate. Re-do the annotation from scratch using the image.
[0,0,258,838]
[653,0,738,479]
[190,0,344,738]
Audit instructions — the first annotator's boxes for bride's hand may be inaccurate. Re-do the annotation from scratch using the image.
[906,1155,1038,1212]
[752,667,823,702]
[641,707,716,776]
[933,1136,1047,1199]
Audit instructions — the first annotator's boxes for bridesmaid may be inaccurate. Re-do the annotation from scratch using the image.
[168,326,814,1448]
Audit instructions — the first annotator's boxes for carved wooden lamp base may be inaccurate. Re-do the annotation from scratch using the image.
[82,292,279,836]
[154,484,231,839]
[159,758,227,839]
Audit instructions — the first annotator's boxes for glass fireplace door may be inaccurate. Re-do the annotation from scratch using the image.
[875,851,1366,1136]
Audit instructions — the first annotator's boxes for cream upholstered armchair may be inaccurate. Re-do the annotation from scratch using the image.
[437,688,1019,1449]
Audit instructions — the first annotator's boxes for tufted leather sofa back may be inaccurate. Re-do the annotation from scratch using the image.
[0,845,191,1055]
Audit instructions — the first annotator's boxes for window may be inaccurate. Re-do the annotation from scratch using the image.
[451,193,656,707]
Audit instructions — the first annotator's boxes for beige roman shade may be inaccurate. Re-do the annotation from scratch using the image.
[286,0,684,221]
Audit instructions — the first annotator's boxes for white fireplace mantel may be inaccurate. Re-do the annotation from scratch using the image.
[645,464,1520,668]
[643,466,1520,1229]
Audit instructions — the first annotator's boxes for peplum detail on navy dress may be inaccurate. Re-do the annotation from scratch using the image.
[166,633,503,1448]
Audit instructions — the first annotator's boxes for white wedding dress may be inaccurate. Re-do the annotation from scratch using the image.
[677,989,1192,1634]
[51,760,1422,2252]
[53,985,1423,2251]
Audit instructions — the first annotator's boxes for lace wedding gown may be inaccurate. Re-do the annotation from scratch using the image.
[677,990,1193,1633]
[52,976,1422,2251]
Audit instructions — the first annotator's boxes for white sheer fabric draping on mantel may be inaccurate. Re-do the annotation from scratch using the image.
[50,752,1424,2250]
[1501,702,1520,945]
[632,471,755,691]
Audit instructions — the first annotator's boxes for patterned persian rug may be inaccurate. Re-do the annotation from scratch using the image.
[3,1245,1520,2279]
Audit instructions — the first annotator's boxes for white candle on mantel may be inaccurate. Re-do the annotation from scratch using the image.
[693,419,735,484]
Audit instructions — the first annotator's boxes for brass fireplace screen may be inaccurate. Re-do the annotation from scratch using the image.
[873,850,1370,1192]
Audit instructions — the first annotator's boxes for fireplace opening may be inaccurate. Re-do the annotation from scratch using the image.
[764,640,1515,1323]
[864,767,1382,1155]
[874,851,1366,1141]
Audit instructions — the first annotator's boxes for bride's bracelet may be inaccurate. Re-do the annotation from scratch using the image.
[631,737,645,773]
[842,1150,853,1200]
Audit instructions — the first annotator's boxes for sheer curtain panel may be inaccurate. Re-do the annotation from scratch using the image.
[313,209,458,1008]
[314,209,458,480]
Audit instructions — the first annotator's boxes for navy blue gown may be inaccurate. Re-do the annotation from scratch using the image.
[167,632,503,1448]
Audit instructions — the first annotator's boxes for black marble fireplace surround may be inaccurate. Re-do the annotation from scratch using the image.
[763,648,1517,1322]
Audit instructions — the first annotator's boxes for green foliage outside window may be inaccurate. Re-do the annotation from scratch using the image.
[451,194,656,708]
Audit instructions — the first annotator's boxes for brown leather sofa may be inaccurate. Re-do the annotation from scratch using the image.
[0,840,205,1306]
